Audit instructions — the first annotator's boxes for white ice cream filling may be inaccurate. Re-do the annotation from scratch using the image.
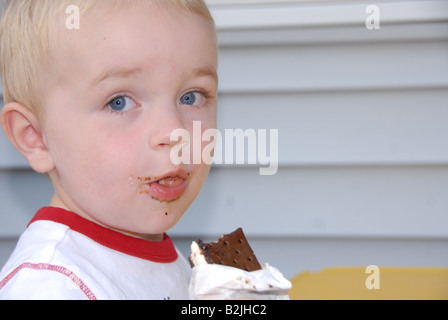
[190,241,208,267]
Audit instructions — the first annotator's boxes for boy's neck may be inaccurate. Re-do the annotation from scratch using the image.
[49,193,164,241]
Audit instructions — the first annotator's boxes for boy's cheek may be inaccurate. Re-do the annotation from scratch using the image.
[190,163,213,190]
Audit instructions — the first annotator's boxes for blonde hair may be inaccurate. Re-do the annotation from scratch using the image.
[0,0,214,114]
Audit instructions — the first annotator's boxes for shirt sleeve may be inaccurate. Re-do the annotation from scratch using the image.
[0,263,96,300]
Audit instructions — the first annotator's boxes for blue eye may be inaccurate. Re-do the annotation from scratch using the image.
[180,92,196,105]
[108,95,136,112]
[180,91,204,106]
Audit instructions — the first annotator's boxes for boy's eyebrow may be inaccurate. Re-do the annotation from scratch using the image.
[191,66,218,83]
[90,65,218,88]
[90,67,143,88]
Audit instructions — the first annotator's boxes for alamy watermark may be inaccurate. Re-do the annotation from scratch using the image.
[65,5,80,30]
[365,5,380,30]
[365,265,380,290]
[170,121,279,176]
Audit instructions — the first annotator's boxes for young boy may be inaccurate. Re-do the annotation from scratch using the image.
[0,0,218,299]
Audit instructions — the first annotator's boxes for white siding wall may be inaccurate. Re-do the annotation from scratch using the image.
[1,0,448,280]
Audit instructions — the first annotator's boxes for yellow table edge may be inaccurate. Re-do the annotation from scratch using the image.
[288,266,448,300]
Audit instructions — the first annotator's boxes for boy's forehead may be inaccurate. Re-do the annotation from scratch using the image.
[55,3,217,87]
[57,1,216,48]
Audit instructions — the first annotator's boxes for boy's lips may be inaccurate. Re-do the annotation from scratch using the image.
[139,169,189,202]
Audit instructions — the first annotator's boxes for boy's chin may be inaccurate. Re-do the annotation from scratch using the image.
[125,212,185,238]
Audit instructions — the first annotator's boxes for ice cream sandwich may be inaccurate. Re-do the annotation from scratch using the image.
[189,228,262,272]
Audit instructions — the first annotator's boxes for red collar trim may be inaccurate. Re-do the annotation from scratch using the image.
[28,207,178,263]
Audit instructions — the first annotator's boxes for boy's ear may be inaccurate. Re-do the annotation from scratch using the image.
[1,102,55,173]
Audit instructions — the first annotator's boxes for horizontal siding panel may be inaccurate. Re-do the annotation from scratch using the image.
[216,88,448,165]
[171,165,448,238]
[0,170,53,236]
[217,22,448,47]
[209,0,448,30]
[217,40,448,93]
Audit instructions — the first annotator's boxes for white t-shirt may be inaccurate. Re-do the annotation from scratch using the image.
[0,207,191,300]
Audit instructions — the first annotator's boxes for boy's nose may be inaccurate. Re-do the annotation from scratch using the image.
[147,104,186,150]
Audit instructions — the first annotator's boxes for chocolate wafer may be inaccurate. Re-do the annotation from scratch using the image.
[189,228,262,272]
